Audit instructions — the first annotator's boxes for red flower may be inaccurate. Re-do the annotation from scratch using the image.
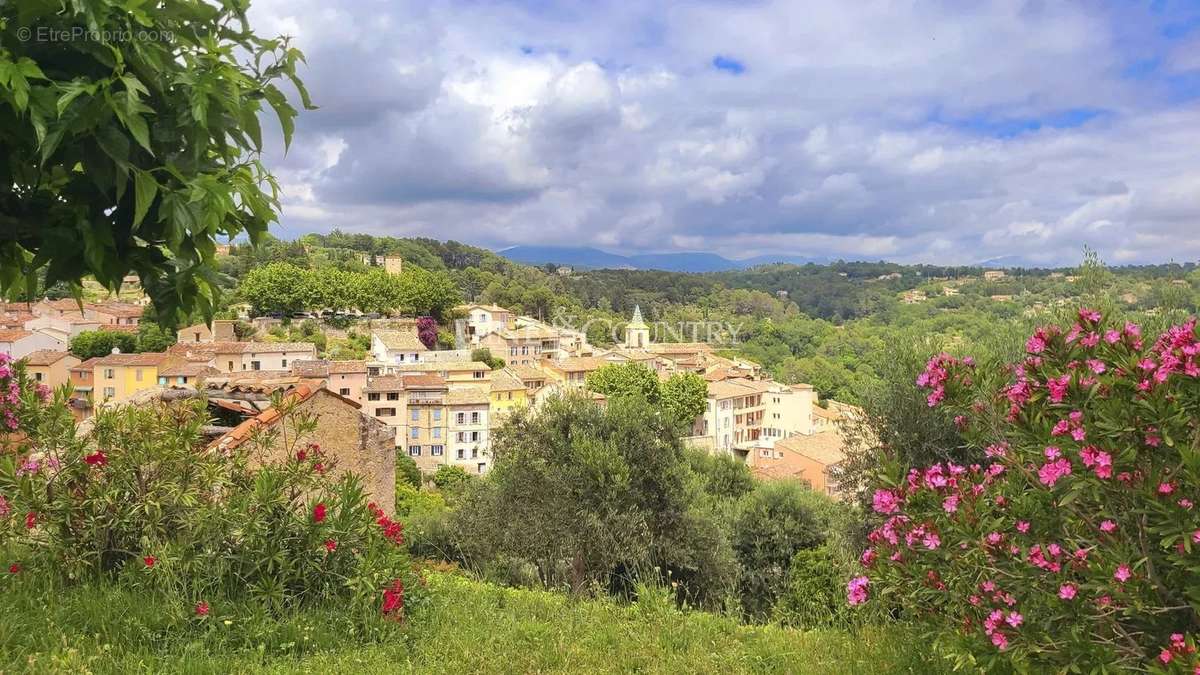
[313,462,326,475]
[313,503,327,523]
[143,556,156,568]
[84,450,107,467]
[324,539,338,552]
[8,563,20,574]
[24,512,36,530]
[296,449,307,462]
[195,601,210,617]
[381,578,405,617]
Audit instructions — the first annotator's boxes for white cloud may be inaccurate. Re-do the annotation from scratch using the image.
[249,0,1200,265]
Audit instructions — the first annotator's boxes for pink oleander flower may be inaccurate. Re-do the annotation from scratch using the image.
[1179,499,1194,510]
[1160,649,1173,665]
[1191,529,1200,544]
[1100,520,1118,533]
[860,548,877,566]
[1086,358,1106,374]
[1051,419,1071,436]
[942,495,959,514]
[922,531,941,550]
[1104,329,1121,344]
[847,576,870,606]
[1005,611,1023,628]
[1114,564,1132,583]
[872,489,901,515]
[1058,583,1077,600]
[991,631,1009,650]
[1016,520,1030,533]
[1044,446,1061,460]
[1079,307,1101,323]
[1037,457,1072,487]
[1158,482,1175,495]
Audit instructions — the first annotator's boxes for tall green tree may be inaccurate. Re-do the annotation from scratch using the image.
[238,262,311,316]
[661,372,708,426]
[69,329,137,359]
[585,363,661,403]
[0,0,313,324]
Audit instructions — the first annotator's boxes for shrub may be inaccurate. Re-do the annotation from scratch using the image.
[0,385,422,621]
[732,481,827,620]
[774,546,855,629]
[852,308,1200,671]
[431,465,472,495]
[396,452,422,488]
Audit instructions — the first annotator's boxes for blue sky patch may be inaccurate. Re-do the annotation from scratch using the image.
[712,55,745,74]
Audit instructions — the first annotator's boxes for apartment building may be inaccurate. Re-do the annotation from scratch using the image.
[752,432,847,498]
[760,383,817,442]
[402,375,450,472]
[693,378,772,453]
[92,352,175,403]
[363,375,408,445]
[447,388,491,474]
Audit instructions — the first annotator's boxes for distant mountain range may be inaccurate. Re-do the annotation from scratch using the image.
[497,246,832,273]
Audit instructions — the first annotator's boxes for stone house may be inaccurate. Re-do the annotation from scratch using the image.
[210,385,397,514]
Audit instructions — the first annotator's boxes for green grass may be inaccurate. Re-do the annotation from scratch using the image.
[0,573,947,674]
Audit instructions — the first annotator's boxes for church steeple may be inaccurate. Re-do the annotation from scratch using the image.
[624,305,650,348]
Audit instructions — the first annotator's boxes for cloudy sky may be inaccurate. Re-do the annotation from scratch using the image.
[248,0,1200,266]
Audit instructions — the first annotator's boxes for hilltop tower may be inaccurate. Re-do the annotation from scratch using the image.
[624,305,650,349]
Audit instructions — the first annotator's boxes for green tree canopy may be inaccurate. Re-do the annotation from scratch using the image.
[68,329,137,359]
[661,372,708,426]
[0,0,313,325]
[585,363,661,403]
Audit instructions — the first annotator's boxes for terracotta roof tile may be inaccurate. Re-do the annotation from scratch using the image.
[373,330,427,351]
[21,350,75,366]
[0,330,34,342]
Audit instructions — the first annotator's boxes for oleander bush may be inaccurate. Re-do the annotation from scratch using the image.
[851,308,1200,671]
[0,369,422,622]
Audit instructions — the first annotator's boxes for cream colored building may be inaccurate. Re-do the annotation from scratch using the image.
[371,330,427,364]
[22,350,80,390]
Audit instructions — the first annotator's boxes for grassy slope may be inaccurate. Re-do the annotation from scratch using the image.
[0,574,945,674]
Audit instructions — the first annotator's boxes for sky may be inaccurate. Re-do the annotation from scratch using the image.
[247,0,1200,266]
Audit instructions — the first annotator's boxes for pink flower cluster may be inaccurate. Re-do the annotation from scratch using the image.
[916,353,972,407]
[847,576,869,605]
[0,352,20,431]
[1148,318,1200,387]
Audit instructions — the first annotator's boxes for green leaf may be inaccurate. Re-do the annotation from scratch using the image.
[263,85,296,150]
[16,57,47,80]
[133,171,159,228]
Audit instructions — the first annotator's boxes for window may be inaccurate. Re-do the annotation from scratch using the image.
[474,371,485,379]
[228,361,234,371]
[34,372,43,382]
[339,388,350,396]
[457,432,465,442]
[456,412,465,424]
[104,368,115,379]
[507,392,512,400]
[103,387,115,398]
[409,446,421,456]
[387,392,400,401]
[368,393,381,401]
[509,347,517,356]
[477,462,487,473]
[471,412,480,424]
[456,448,464,459]
[411,409,419,421]
[470,431,480,442]
[281,359,288,368]
[251,361,261,370]
[471,448,478,459]
[410,428,419,439]
[375,408,396,417]
[760,449,770,458]
[431,445,444,456]
[433,428,441,439]
[432,409,441,421]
